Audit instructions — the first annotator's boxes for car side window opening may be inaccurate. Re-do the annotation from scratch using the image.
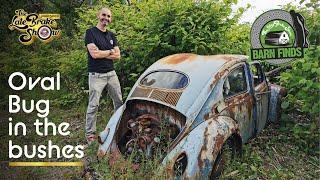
[223,66,248,98]
[250,63,264,87]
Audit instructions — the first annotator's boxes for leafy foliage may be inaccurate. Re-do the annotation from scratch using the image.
[277,1,320,158]
[280,48,320,117]
[280,2,319,119]
[77,0,250,96]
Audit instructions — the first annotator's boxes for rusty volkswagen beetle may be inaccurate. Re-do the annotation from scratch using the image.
[97,54,286,179]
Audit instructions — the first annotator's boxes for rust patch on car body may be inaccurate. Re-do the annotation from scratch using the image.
[159,53,241,65]
[203,54,239,61]
[204,113,210,120]
[223,93,254,120]
[208,58,247,90]
[214,133,225,151]
[210,68,230,89]
[198,126,209,168]
[161,53,197,64]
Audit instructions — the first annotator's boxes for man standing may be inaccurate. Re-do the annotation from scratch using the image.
[84,7,122,144]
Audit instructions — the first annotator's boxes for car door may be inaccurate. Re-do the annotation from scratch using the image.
[250,62,269,134]
[221,63,255,143]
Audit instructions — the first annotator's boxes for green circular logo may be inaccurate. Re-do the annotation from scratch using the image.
[260,20,295,48]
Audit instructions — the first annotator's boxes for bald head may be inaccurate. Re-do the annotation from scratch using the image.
[96,7,112,27]
[97,8,111,16]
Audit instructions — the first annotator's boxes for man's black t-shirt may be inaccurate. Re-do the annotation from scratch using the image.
[85,27,118,73]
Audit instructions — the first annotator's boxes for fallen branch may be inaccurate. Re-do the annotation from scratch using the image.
[265,64,292,77]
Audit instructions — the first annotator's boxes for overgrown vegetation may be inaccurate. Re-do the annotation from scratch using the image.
[76,0,250,97]
[279,1,319,156]
[0,0,318,179]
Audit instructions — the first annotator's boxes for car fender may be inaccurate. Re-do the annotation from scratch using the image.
[97,105,125,157]
[162,116,239,179]
[268,84,286,123]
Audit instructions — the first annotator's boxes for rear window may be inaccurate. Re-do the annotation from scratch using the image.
[140,71,188,89]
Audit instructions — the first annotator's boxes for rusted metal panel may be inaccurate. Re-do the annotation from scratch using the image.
[223,93,255,142]
[191,61,256,143]
[162,116,238,179]
[254,81,270,133]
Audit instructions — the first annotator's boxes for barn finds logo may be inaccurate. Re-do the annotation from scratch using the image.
[8,9,61,45]
[250,9,309,64]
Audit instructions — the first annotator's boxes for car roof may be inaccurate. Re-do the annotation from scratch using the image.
[154,53,247,72]
[130,53,248,117]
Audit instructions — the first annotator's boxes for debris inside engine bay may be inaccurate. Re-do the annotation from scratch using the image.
[119,113,180,163]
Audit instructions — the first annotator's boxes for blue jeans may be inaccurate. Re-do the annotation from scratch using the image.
[85,70,123,137]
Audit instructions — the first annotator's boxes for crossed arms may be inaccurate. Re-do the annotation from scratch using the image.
[87,43,121,60]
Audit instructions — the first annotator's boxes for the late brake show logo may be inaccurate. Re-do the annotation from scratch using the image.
[8,9,61,45]
[250,9,309,64]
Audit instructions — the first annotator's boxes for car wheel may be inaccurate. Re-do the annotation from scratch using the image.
[210,138,237,180]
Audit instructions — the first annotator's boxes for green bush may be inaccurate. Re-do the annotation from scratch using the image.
[1,0,251,107]
[0,35,87,108]
[280,47,320,118]
[278,2,319,155]
[280,2,320,119]
[76,0,250,97]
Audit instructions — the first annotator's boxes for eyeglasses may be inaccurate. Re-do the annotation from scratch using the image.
[102,13,111,18]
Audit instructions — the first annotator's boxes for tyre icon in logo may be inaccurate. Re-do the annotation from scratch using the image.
[38,26,52,40]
